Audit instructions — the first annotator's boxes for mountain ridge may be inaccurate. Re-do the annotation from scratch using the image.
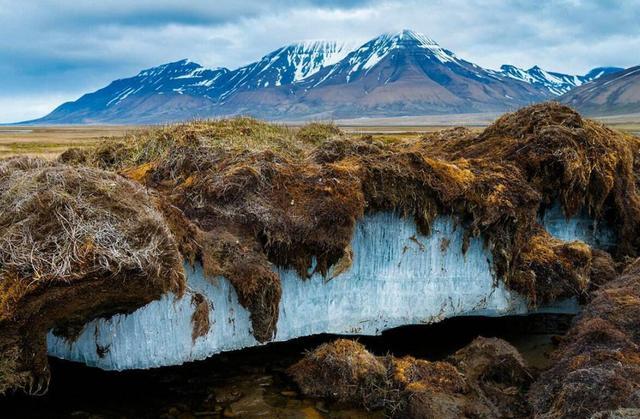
[560,65,640,115]
[28,30,626,124]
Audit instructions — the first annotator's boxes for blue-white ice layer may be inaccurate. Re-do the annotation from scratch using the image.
[47,211,605,370]
[541,202,616,250]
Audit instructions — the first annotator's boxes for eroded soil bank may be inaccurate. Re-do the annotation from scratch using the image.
[2,103,637,393]
[0,314,570,418]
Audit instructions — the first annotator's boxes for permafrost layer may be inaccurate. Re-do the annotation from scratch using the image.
[47,211,611,370]
[540,202,616,250]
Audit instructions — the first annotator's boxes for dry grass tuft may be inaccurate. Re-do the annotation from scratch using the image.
[0,156,184,395]
[289,337,533,418]
[287,339,388,408]
[294,122,343,145]
[53,103,635,342]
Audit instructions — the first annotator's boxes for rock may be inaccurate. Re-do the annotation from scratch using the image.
[215,389,243,404]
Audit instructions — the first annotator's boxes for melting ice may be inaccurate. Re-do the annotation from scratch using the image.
[47,211,612,370]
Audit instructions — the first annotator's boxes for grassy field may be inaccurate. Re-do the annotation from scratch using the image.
[1,120,638,160]
[0,126,145,159]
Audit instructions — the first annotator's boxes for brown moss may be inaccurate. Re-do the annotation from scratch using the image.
[391,356,468,395]
[0,157,185,395]
[287,339,388,409]
[449,336,533,418]
[431,102,640,257]
[57,147,89,165]
[289,337,534,418]
[529,258,640,418]
[61,103,633,343]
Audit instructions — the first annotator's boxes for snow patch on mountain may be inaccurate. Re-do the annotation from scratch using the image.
[347,29,460,75]
[289,40,354,81]
[500,64,623,96]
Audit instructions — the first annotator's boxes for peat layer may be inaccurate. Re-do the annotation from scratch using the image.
[1,102,639,394]
[0,157,184,394]
[529,257,640,418]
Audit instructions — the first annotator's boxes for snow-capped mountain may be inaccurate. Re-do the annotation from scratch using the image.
[36,41,359,123]
[29,30,626,124]
[500,65,623,96]
[38,60,230,123]
[281,29,549,117]
[216,41,353,100]
[302,30,466,86]
[561,65,640,115]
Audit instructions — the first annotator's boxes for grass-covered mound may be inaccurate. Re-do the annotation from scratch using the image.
[288,337,534,418]
[3,103,639,395]
[63,104,637,341]
[529,257,640,418]
[0,157,184,395]
[62,118,362,341]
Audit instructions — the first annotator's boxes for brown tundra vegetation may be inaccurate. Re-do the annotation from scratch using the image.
[0,103,639,418]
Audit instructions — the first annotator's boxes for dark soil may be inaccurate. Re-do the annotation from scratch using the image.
[0,315,571,418]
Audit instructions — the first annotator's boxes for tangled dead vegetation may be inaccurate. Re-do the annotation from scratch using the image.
[0,157,184,395]
[64,104,637,339]
[286,339,389,408]
[3,104,639,395]
[529,257,640,418]
[288,337,534,418]
[65,117,359,341]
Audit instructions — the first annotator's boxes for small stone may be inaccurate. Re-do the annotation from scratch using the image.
[215,389,243,404]
[280,390,298,397]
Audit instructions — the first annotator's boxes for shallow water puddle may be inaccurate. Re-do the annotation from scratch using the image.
[1,314,572,418]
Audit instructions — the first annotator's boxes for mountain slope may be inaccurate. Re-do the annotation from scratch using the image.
[500,65,622,96]
[561,66,640,115]
[29,30,624,124]
[216,41,352,100]
[500,64,624,96]
[37,42,353,124]
[40,60,228,124]
[287,30,548,117]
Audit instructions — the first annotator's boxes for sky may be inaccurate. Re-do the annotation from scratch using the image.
[1,0,639,122]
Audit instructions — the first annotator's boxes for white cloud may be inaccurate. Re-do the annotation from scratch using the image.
[0,0,638,122]
[0,94,78,123]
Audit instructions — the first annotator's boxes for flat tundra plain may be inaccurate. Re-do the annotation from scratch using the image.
[1,117,639,159]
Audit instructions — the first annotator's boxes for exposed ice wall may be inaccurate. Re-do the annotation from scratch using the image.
[541,202,616,250]
[47,211,606,371]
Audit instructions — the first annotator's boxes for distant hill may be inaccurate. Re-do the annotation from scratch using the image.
[27,30,624,124]
[560,66,640,115]
[499,65,622,96]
